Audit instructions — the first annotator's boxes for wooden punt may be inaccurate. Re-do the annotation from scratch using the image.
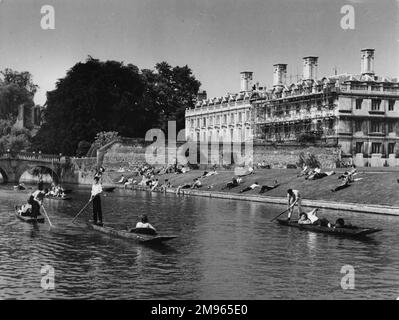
[276,219,381,237]
[14,206,45,224]
[88,224,177,244]
[45,195,72,201]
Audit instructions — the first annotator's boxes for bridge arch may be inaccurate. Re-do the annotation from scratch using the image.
[17,165,60,185]
[0,167,8,184]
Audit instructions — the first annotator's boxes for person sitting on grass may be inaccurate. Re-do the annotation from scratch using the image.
[331,175,351,192]
[151,179,159,191]
[117,175,126,184]
[259,180,279,193]
[222,177,239,190]
[191,178,202,189]
[239,182,260,193]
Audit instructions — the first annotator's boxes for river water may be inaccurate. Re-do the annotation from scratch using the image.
[0,185,398,300]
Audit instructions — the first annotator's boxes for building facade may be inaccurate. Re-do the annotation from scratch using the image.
[185,49,399,165]
[185,71,255,143]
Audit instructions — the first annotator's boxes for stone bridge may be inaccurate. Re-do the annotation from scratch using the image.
[0,152,68,184]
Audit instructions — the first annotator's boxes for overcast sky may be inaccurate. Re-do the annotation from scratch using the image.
[0,0,398,105]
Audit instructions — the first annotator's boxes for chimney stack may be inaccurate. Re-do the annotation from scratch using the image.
[303,56,318,80]
[360,48,375,75]
[273,64,287,87]
[240,71,253,92]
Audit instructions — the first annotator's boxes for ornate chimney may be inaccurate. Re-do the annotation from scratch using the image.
[240,71,253,92]
[273,64,287,87]
[303,56,318,80]
[361,48,375,75]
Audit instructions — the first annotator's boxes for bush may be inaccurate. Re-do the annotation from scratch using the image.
[297,152,321,168]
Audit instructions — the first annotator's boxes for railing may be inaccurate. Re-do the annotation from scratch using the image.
[0,151,63,162]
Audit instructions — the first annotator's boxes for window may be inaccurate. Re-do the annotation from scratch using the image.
[197,118,200,127]
[203,118,206,127]
[371,99,381,111]
[246,111,250,121]
[354,121,362,132]
[389,100,395,111]
[371,143,381,154]
[355,142,363,154]
[355,99,362,110]
[230,114,234,124]
[370,121,381,133]
[238,112,242,123]
[296,105,300,114]
[388,122,394,133]
[223,114,227,124]
[388,143,396,155]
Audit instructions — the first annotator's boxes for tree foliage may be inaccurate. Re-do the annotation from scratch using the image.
[0,119,32,153]
[33,57,201,155]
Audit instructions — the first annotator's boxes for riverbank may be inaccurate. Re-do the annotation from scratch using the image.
[107,168,399,216]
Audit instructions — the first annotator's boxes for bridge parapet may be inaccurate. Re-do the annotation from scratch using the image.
[0,152,64,163]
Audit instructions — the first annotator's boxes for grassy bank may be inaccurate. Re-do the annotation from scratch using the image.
[108,168,399,208]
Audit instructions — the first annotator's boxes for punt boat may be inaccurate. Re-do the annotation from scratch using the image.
[45,195,72,201]
[276,219,381,237]
[87,224,177,244]
[14,206,45,224]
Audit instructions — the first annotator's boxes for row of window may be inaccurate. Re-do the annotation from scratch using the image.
[354,120,396,133]
[355,142,396,154]
[189,111,251,128]
[193,127,251,141]
[355,99,395,111]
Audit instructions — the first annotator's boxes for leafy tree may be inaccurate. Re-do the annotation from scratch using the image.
[0,119,32,153]
[142,62,201,131]
[34,57,201,155]
[1,68,39,95]
[0,68,37,121]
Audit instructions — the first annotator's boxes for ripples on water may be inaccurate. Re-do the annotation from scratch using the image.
[0,185,398,299]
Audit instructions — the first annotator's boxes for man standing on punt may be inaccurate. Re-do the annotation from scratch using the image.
[90,176,103,226]
[287,188,302,221]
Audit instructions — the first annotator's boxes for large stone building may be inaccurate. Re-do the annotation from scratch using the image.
[185,71,255,143]
[185,48,399,166]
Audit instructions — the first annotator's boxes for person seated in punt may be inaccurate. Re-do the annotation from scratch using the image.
[239,182,260,193]
[130,215,157,235]
[16,183,26,190]
[19,202,33,217]
[259,180,279,193]
[333,218,354,229]
[298,212,311,224]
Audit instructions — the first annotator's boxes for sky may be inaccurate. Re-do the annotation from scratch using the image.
[0,0,398,105]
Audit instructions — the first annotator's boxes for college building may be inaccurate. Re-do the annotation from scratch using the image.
[185,49,399,167]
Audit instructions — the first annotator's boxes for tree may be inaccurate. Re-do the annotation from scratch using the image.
[0,68,37,122]
[34,57,201,155]
[0,119,32,153]
[142,62,201,131]
[1,68,39,95]
[33,57,146,155]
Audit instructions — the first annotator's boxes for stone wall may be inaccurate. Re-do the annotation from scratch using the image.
[252,143,340,168]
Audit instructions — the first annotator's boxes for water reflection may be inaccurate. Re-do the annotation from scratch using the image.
[0,185,398,299]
